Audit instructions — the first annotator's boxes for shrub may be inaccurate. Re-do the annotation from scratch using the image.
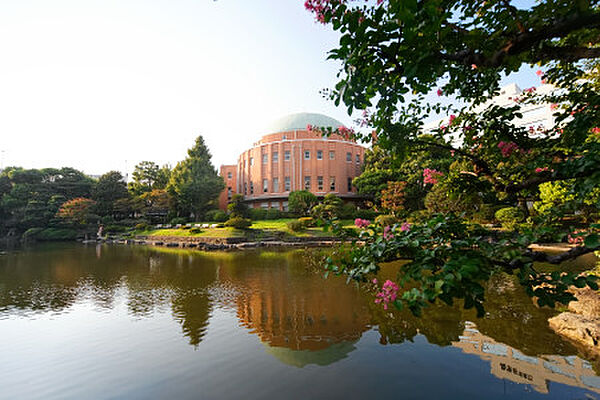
[190,227,203,234]
[36,228,78,241]
[227,194,249,218]
[105,224,129,233]
[288,190,318,215]
[287,219,307,232]
[375,214,398,227]
[249,208,267,220]
[495,207,525,231]
[354,208,378,220]
[22,227,43,240]
[135,222,150,231]
[312,194,344,220]
[298,217,315,227]
[225,217,252,229]
[170,217,187,225]
[205,209,228,222]
[471,204,498,224]
[407,210,430,224]
[340,203,357,219]
[265,208,282,220]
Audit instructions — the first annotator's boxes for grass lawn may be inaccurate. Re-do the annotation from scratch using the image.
[135,219,357,239]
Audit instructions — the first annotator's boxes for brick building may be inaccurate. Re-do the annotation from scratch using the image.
[218,113,367,210]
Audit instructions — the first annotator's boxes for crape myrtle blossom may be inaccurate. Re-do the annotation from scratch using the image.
[305,0,385,24]
[354,218,371,228]
[423,168,443,185]
[374,279,399,310]
[498,141,519,157]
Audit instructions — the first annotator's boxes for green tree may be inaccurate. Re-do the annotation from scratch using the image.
[227,194,248,218]
[312,193,344,220]
[307,0,600,315]
[129,161,172,195]
[93,171,129,218]
[288,190,318,216]
[167,136,224,220]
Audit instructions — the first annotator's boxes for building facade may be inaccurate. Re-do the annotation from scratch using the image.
[218,113,367,210]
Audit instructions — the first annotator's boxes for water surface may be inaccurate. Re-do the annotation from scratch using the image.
[0,243,598,399]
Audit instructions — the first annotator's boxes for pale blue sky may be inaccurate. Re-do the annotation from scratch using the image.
[0,0,539,175]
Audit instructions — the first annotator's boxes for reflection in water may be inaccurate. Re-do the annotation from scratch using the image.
[1,243,599,398]
[454,322,600,394]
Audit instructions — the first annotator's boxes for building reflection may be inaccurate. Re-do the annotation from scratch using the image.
[453,321,600,394]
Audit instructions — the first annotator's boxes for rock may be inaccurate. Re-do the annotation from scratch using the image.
[549,313,600,352]
[568,287,600,319]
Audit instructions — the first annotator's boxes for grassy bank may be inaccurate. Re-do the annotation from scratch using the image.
[135,219,355,239]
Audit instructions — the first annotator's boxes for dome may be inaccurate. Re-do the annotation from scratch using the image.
[265,112,344,134]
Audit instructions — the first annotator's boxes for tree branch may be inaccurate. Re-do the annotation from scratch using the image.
[525,245,600,264]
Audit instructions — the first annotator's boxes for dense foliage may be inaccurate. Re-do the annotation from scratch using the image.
[308,0,600,314]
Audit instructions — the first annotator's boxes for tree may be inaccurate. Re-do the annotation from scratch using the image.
[167,136,225,220]
[288,190,318,216]
[307,1,600,315]
[92,171,129,217]
[56,198,97,226]
[380,181,406,217]
[227,194,248,218]
[312,193,344,220]
[129,161,171,195]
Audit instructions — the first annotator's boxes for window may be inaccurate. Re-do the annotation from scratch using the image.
[284,176,291,191]
[227,187,232,200]
[262,154,268,164]
[282,135,287,140]
[347,177,353,192]
[317,150,323,160]
[263,179,268,193]
[356,154,360,164]
[304,150,310,160]
[282,201,289,211]
[330,176,336,191]
[329,151,335,160]
[250,157,254,166]
[304,176,311,190]
[272,152,278,162]
[227,172,232,179]
[346,152,352,162]
[261,202,269,210]
[250,182,254,194]
[273,177,279,192]
[317,176,323,191]
[244,182,247,195]
[284,150,291,161]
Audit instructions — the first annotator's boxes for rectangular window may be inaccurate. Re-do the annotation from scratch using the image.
[347,177,353,192]
[329,151,335,160]
[250,157,254,166]
[317,176,323,191]
[317,150,323,160]
[250,182,254,194]
[262,154,268,164]
[282,201,289,212]
[304,150,310,160]
[284,150,291,161]
[356,154,360,164]
[227,172,232,179]
[272,152,278,162]
[273,177,279,192]
[330,176,336,191]
[263,179,268,193]
[227,187,232,200]
[304,176,311,190]
[261,202,269,210]
[284,176,291,191]
[346,152,352,162]
[244,182,247,195]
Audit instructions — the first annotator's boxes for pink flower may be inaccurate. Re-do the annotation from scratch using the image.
[374,280,400,310]
[448,114,456,126]
[383,225,393,240]
[306,124,313,131]
[471,64,477,70]
[497,141,519,157]
[423,168,443,185]
[550,103,558,110]
[536,70,543,77]
[437,89,443,96]
[592,127,600,134]
[354,218,371,228]
[400,222,411,232]
[535,167,549,173]
[372,278,378,284]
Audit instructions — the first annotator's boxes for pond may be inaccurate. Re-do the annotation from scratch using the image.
[0,243,598,399]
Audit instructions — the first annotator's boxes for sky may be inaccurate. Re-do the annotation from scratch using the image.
[0,0,540,177]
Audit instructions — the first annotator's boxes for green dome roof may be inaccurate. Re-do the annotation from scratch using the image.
[266,112,344,134]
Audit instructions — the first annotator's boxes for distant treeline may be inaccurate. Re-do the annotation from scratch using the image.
[0,135,224,240]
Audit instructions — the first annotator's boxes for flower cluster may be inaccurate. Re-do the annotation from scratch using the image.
[568,230,585,245]
[535,167,549,173]
[498,141,519,157]
[304,0,340,23]
[423,168,443,185]
[374,279,399,310]
[354,218,371,228]
[338,125,355,139]
[592,127,600,135]
[400,222,411,232]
